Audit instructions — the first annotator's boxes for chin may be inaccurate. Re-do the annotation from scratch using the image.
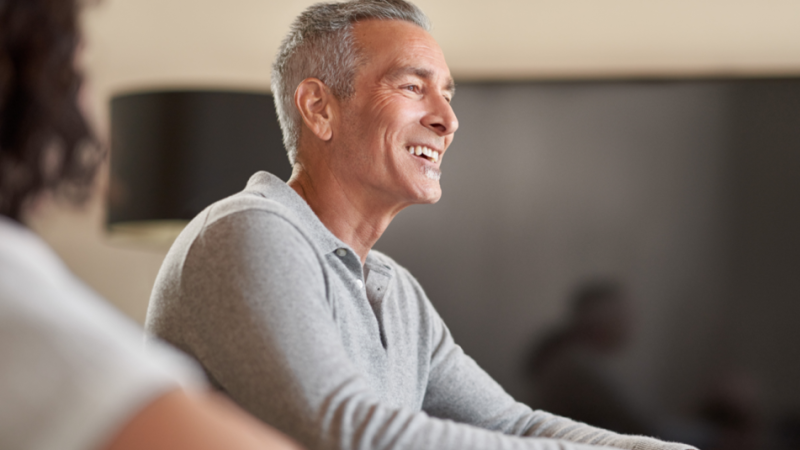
[398,168,442,204]
[413,185,442,204]
[416,196,441,205]
[414,167,442,203]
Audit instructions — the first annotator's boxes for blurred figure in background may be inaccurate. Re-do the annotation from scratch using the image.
[774,411,800,450]
[697,370,762,450]
[525,280,657,436]
[0,1,302,449]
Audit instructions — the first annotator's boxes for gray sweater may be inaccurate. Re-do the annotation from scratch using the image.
[146,171,694,450]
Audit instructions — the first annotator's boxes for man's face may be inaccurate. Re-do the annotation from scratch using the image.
[332,19,458,209]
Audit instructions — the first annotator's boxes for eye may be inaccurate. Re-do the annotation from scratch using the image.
[403,84,421,94]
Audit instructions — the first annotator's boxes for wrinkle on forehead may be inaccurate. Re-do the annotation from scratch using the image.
[384,65,455,97]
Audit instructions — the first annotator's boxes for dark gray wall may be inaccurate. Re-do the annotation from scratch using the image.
[725,81,800,416]
[374,80,800,424]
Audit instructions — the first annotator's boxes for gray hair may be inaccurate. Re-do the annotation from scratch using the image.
[271,0,431,165]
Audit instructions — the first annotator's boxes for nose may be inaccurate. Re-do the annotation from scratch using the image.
[422,95,459,137]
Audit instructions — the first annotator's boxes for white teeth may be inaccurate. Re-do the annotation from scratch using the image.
[408,145,440,163]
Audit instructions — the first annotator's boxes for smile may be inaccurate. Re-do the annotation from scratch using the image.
[406,145,440,163]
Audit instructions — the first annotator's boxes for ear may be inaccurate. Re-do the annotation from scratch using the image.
[294,78,335,142]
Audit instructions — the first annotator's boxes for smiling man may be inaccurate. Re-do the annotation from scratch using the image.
[146,2,696,450]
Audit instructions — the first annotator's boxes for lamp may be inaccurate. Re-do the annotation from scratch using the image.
[107,90,291,245]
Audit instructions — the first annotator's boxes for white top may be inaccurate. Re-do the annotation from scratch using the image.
[0,216,205,450]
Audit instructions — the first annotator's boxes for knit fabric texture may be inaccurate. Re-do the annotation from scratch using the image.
[146,171,695,450]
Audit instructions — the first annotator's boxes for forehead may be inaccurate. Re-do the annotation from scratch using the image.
[351,19,451,83]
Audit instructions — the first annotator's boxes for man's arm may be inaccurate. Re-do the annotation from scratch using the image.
[419,297,695,450]
[149,208,615,450]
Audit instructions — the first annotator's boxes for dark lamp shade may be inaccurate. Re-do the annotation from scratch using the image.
[107,90,291,244]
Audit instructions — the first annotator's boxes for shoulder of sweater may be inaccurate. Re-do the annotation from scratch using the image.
[202,189,301,230]
[160,190,308,269]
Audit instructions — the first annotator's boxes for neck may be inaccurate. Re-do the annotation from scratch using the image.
[288,163,404,265]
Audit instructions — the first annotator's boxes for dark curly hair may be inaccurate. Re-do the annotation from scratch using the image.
[0,0,102,221]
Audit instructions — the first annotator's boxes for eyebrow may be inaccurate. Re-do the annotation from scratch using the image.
[385,66,456,97]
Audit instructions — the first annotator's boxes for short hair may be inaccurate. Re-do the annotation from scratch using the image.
[0,0,102,221]
[271,0,430,165]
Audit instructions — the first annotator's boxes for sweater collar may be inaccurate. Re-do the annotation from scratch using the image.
[243,171,347,256]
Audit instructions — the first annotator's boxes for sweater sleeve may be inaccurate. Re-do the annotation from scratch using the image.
[148,208,692,450]
[420,297,696,450]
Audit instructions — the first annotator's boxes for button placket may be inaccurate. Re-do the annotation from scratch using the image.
[334,247,367,294]
[364,269,392,350]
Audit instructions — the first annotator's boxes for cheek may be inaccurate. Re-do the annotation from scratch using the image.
[369,94,421,135]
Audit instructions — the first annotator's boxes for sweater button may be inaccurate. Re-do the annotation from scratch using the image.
[335,248,347,257]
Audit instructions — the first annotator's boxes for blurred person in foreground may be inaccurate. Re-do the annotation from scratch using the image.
[146,1,697,450]
[0,1,303,449]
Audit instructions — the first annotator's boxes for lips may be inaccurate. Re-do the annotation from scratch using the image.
[406,145,440,163]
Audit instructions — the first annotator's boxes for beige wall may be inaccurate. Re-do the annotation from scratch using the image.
[83,0,800,124]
